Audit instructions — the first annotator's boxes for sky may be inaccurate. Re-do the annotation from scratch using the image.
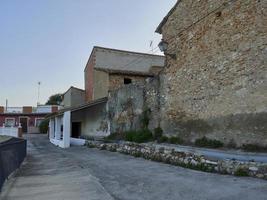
[0,0,176,107]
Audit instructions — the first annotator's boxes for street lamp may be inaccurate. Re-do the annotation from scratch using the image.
[158,39,176,59]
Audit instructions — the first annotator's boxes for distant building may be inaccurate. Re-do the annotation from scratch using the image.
[0,105,59,134]
[48,46,165,148]
[61,86,85,108]
[84,46,165,101]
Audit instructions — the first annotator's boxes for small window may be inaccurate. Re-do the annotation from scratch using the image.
[5,118,15,127]
[124,78,132,85]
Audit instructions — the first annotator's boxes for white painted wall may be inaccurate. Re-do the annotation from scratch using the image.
[63,111,71,148]
[0,127,18,137]
[70,138,85,146]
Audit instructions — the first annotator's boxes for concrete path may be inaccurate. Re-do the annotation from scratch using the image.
[154,143,267,163]
[1,134,267,200]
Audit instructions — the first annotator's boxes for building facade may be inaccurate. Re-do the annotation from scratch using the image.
[61,86,85,108]
[84,46,165,101]
[49,46,165,148]
[156,0,267,146]
[0,105,58,134]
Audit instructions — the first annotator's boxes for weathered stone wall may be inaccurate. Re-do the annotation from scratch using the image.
[107,77,160,133]
[159,0,267,146]
[109,74,147,91]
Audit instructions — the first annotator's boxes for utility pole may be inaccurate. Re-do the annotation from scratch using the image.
[37,81,41,106]
[5,99,8,112]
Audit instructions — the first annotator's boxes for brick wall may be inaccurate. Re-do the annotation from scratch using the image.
[22,107,32,114]
[84,53,95,102]
[159,0,267,146]
[0,107,4,114]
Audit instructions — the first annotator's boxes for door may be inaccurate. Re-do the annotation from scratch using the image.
[19,117,28,133]
[72,122,81,138]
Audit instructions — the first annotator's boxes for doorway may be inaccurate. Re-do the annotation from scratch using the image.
[72,122,81,138]
[19,117,28,133]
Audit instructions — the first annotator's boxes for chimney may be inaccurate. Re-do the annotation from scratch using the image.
[0,106,4,114]
[23,106,33,114]
[52,106,58,113]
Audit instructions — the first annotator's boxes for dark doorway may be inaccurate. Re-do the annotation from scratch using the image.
[72,122,81,138]
[19,118,28,133]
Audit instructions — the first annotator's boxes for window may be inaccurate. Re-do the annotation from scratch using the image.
[5,118,15,127]
[124,78,132,85]
[35,118,44,127]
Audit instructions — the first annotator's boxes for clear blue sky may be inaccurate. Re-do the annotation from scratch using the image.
[0,0,176,106]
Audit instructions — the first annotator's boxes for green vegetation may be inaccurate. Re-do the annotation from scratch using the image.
[234,168,249,177]
[153,126,164,142]
[241,144,267,152]
[178,162,214,173]
[125,129,153,143]
[169,136,184,145]
[39,119,49,134]
[157,136,169,143]
[141,108,151,129]
[154,127,163,139]
[195,137,223,148]
[46,93,63,105]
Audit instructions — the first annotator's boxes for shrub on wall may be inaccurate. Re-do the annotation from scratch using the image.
[39,119,49,134]
[242,144,267,152]
[141,108,151,129]
[125,129,153,143]
[234,168,249,177]
[195,137,223,148]
[169,136,184,145]
[157,136,169,143]
[154,127,163,140]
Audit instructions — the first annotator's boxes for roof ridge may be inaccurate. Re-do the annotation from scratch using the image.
[156,0,181,34]
[93,46,165,58]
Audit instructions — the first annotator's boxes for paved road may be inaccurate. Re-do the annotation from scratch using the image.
[1,135,267,200]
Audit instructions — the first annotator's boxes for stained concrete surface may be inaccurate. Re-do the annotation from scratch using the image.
[1,134,267,200]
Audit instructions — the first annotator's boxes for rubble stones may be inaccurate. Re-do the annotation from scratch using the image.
[86,140,267,180]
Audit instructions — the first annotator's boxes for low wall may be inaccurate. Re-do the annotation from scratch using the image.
[86,141,267,180]
[0,127,18,138]
[0,138,27,191]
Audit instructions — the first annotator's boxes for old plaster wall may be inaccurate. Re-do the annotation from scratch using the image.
[71,103,110,138]
[159,0,267,146]
[109,74,147,91]
[108,77,160,133]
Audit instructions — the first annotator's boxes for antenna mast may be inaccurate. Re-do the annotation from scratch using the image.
[37,81,41,106]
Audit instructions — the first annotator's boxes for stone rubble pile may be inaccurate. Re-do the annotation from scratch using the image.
[86,140,267,180]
